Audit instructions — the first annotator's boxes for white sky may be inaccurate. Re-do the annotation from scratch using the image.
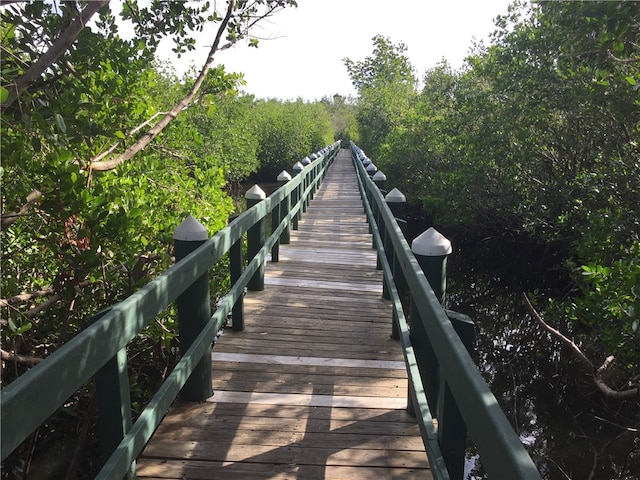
[154,0,515,101]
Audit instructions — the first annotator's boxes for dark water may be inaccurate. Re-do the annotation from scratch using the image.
[438,231,640,479]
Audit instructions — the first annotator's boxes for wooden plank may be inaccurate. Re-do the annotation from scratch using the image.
[141,442,427,468]
[137,150,432,479]
[264,276,382,293]
[137,460,429,480]
[158,403,420,424]
[211,353,404,370]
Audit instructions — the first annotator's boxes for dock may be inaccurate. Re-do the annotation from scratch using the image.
[136,150,432,479]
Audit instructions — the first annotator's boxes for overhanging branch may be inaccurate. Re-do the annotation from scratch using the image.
[523,293,639,400]
[1,0,110,108]
[89,0,237,172]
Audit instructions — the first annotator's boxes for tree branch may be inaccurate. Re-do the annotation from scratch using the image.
[0,283,55,308]
[89,0,237,172]
[90,111,173,164]
[523,292,594,369]
[1,0,110,108]
[607,50,640,64]
[523,293,639,400]
[0,349,43,366]
[1,190,42,229]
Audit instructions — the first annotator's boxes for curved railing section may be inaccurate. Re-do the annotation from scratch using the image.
[0,142,341,479]
[350,142,541,480]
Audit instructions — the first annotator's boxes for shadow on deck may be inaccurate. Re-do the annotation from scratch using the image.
[136,150,432,479]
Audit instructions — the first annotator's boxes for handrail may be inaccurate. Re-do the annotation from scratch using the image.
[0,141,341,477]
[350,142,541,480]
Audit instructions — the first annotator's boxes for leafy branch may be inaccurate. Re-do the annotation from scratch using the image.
[0,0,110,108]
[89,0,293,172]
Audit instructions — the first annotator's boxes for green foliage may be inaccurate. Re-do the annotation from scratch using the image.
[320,94,359,146]
[344,35,417,158]
[253,99,334,176]
[349,2,640,370]
[0,0,297,475]
[551,241,640,371]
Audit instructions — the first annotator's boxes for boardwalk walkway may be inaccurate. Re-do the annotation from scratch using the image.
[137,150,431,479]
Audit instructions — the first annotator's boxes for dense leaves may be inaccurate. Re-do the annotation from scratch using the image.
[344,35,416,159]
[347,3,640,373]
[0,1,312,477]
[252,99,335,177]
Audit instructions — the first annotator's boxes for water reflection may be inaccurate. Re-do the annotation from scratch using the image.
[441,233,639,480]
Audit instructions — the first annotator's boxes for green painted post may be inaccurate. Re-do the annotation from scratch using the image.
[308,154,317,199]
[409,297,439,413]
[246,185,266,291]
[277,170,292,245]
[292,161,304,230]
[382,224,391,300]
[301,157,310,214]
[385,189,408,339]
[372,170,387,191]
[228,214,244,331]
[438,311,475,480]
[271,197,281,264]
[411,227,452,306]
[390,253,403,340]
[366,162,377,177]
[385,188,406,221]
[93,308,135,478]
[408,228,452,415]
[173,215,213,401]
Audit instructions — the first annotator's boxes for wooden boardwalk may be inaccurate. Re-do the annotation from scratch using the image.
[137,150,432,479]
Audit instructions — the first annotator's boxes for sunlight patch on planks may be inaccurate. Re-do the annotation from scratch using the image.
[264,276,382,293]
[136,150,432,479]
[211,352,405,369]
[206,391,407,409]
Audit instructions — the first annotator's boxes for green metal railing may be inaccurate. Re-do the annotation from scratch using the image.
[0,142,340,479]
[350,142,542,480]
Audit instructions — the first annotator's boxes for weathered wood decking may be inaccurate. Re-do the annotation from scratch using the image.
[137,150,431,479]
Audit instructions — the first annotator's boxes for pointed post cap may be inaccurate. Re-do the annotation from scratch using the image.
[411,227,452,256]
[385,188,406,203]
[293,161,304,172]
[245,184,266,200]
[301,156,311,165]
[277,170,292,181]
[173,215,208,241]
[372,171,387,181]
[362,158,371,166]
[366,163,377,172]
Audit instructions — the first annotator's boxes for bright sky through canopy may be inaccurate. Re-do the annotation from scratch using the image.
[158,0,514,101]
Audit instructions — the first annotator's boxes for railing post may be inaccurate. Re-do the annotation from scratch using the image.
[366,162,377,177]
[93,308,135,479]
[385,188,407,339]
[385,188,406,221]
[277,170,292,245]
[438,310,475,480]
[246,185,266,291]
[372,170,387,192]
[413,228,473,480]
[228,214,244,331]
[173,215,213,401]
[308,154,317,199]
[301,157,311,213]
[409,228,452,414]
[292,161,304,230]
[412,227,451,306]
